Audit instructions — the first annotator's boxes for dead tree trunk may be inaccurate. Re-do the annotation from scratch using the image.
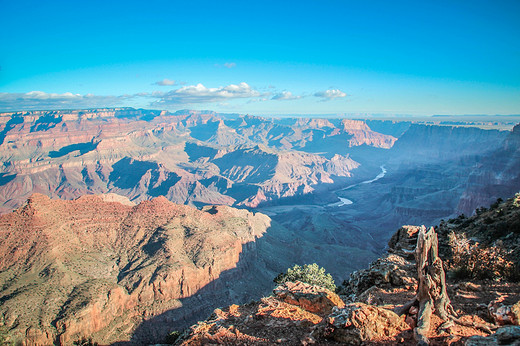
[397,226,498,344]
[397,226,456,345]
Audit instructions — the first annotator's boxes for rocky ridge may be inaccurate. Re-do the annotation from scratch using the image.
[178,195,520,345]
[0,108,397,214]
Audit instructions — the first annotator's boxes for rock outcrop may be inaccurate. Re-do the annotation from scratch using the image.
[273,281,345,314]
[465,326,520,346]
[179,281,407,345]
[179,195,520,345]
[324,303,409,344]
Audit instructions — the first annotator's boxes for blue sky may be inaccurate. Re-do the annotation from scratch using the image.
[1,0,519,115]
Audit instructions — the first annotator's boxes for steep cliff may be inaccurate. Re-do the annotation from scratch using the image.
[457,124,520,215]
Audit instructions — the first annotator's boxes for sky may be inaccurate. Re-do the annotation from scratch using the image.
[1,0,519,116]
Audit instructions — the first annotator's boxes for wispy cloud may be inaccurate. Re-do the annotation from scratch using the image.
[151,82,261,105]
[314,89,347,101]
[215,62,237,68]
[154,78,175,86]
[271,91,301,101]
[0,91,127,111]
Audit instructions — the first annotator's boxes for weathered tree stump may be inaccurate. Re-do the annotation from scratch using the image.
[397,226,455,345]
[396,226,497,345]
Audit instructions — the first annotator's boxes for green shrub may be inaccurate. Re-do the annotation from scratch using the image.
[165,331,181,344]
[513,192,520,208]
[274,263,336,290]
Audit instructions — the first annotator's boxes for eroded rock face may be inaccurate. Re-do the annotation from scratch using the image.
[0,109,385,214]
[387,225,420,259]
[0,194,274,345]
[338,254,417,299]
[323,302,409,344]
[273,281,345,315]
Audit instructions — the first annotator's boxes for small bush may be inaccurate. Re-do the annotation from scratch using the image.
[447,232,515,281]
[73,337,98,346]
[274,263,336,291]
[165,331,181,344]
[513,192,520,208]
[475,207,487,215]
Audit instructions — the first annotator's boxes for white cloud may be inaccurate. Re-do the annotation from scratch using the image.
[0,91,127,111]
[215,62,237,68]
[152,82,261,105]
[154,78,175,86]
[314,89,347,101]
[271,91,301,101]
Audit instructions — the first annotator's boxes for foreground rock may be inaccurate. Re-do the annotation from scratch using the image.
[488,299,520,326]
[273,281,345,314]
[324,302,409,344]
[179,281,408,345]
[179,195,520,345]
[0,194,278,345]
[465,326,520,345]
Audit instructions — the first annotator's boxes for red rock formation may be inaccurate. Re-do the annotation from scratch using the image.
[0,194,272,345]
[341,119,397,148]
[0,109,366,214]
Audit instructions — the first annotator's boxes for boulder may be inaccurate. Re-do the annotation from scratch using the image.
[339,254,416,297]
[273,281,345,315]
[488,299,520,326]
[387,225,420,259]
[465,326,520,345]
[323,302,409,344]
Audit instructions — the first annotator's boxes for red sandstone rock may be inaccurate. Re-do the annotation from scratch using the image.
[323,302,409,344]
[273,281,345,315]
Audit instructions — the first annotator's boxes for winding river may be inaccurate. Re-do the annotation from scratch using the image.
[258,165,388,215]
[327,165,387,207]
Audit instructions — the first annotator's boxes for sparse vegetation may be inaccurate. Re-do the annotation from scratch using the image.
[514,192,520,207]
[274,263,336,290]
[490,197,503,209]
[73,337,98,346]
[447,231,516,281]
[164,330,181,344]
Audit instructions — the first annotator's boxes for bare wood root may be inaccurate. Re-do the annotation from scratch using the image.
[450,317,498,334]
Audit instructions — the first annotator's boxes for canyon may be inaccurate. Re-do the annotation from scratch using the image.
[0,108,519,343]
